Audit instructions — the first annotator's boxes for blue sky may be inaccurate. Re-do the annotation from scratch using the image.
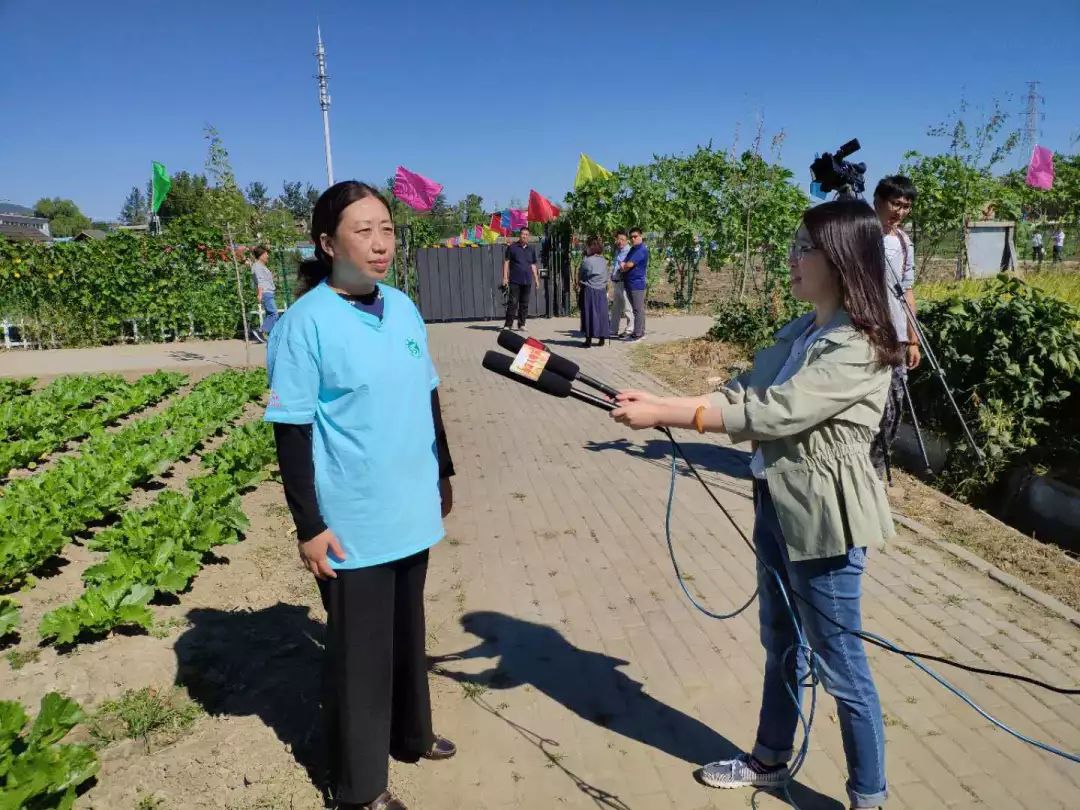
[2,0,1078,220]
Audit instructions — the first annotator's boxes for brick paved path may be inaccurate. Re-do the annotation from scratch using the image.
[409,317,1079,810]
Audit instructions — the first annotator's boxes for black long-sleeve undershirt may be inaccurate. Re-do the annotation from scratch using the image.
[273,390,455,543]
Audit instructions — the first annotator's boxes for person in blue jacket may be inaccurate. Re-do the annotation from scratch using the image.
[265,181,456,810]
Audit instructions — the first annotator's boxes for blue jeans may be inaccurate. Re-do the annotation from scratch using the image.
[752,483,888,808]
[260,292,279,335]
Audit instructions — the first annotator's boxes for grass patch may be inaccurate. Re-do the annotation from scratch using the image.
[629,338,750,397]
[891,471,1080,612]
[89,686,203,750]
[6,648,40,670]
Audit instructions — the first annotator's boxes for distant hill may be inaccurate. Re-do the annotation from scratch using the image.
[0,202,37,216]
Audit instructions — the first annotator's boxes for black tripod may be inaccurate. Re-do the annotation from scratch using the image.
[882,247,984,483]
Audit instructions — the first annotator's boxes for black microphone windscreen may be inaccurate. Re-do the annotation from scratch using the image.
[481,351,573,398]
[496,330,580,380]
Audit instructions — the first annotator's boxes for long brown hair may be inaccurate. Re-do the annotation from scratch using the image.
[297,181,394,295]
[802,199,902,368]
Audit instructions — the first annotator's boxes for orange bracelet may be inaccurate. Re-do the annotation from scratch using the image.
[693,405,707,434]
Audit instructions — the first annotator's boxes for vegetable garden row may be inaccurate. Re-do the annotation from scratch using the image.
[0,367,277,807]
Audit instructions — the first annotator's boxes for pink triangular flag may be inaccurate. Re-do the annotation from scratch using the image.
[509,208,529,230]
[393,165,444,211]
[1026,145,1054,190]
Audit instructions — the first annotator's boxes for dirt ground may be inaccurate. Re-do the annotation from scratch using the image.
[0,352,464,809]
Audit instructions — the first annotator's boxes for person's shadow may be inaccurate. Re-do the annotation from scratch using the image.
[433,611,843,809]
[585,437,754,482]
[174,603,327,790]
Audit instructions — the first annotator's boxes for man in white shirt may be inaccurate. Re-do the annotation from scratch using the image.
[1030,231,1044,265]
[871,175,919,480]
[1052,228,1065,263]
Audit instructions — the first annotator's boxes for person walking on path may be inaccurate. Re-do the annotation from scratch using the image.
[266,181,457,810]
[502,226,540,331]
[251,246,280,338]
[577,236,610,348]
[609,229,632,338]
[1030,231,1044,265]
[610,199,896,810]
[1052,227,1065,263]
[620,227,649,341]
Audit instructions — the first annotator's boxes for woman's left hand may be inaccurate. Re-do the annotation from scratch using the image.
[440,478,453,517]
[611,401,663,430]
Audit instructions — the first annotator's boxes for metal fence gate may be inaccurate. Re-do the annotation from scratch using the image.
[412,240,574,326]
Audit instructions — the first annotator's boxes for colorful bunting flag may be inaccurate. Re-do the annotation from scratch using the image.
[500,210,512,232]
[1026,145,1054,190]
[527,189,561,223]
[482,225,501,243]
[393,165,444,211]
[574,153,612,188]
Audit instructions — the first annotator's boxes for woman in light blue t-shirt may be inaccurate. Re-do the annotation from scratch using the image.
[266,182,457,810]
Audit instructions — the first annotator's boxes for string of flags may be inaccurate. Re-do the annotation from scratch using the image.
[390,153,603,247]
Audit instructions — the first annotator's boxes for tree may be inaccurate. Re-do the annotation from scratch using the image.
[203,124,250,237]
[119,186,148,225]
[158,171,209,221]
[279,181,312,223]
[305,184,321,213]
[900,98,1021,277]
[455,193,485,226]
[33,198,91,237]
[245,181,270,211]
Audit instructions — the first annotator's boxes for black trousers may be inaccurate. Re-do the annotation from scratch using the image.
[871,355,908,480]
[318,549,435,804]
[504,282,531,328]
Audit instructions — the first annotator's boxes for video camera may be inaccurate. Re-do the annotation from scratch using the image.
[810,139,866,198]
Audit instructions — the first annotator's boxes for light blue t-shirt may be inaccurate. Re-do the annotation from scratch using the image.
[264,280,444,569]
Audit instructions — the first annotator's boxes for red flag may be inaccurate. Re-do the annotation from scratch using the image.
[489,213,507,236]
[527,189,561,223]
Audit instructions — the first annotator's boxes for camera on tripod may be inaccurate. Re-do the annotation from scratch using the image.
[810,139,867,198]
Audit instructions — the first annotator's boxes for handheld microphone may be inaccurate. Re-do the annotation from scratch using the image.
[497,330,621,399]
[481,351,616,412]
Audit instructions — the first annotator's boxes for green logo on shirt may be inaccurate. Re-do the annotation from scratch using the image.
[406,338,421,358]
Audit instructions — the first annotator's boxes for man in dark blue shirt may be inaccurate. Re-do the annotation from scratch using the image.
[502,226,540,330]
[620,228,649,340]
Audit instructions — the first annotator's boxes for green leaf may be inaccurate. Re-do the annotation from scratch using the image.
[27,693,84,747]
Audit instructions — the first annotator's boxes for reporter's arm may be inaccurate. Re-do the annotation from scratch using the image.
[719,343,887,443]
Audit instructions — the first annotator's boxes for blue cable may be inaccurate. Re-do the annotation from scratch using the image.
[661,429,1080,773]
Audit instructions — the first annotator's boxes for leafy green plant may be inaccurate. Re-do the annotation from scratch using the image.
[0,692,99,810]
[0,370,186,478]
[708,275,807,351]
[911,275,1080,497]
[39,582,154,646]
[0,600,18,639]
[0,373,126,443]
[40,420,274,645]
[0,379,35,403]
[0,369,265,589]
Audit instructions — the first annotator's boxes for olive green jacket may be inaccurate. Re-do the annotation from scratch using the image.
[709,309,895,561]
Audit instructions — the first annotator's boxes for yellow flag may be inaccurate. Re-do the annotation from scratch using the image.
[575,153,613,188]
[482,225,501,243]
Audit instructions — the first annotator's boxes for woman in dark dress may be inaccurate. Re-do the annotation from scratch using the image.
[578,236,611,348]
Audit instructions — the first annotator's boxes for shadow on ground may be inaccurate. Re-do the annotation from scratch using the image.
[175,603,326,787]
[433,611,843,810]
[585,437,753,481]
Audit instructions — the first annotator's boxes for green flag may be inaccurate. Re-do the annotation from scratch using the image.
[151,161,172,213]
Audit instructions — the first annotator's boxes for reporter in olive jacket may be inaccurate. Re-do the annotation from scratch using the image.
[611,199,897,810]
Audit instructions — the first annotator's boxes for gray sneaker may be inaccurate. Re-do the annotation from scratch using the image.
[699,753,790,790]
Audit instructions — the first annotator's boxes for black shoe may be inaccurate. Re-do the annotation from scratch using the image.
[584,338,592,348]
[598,338,606,347]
